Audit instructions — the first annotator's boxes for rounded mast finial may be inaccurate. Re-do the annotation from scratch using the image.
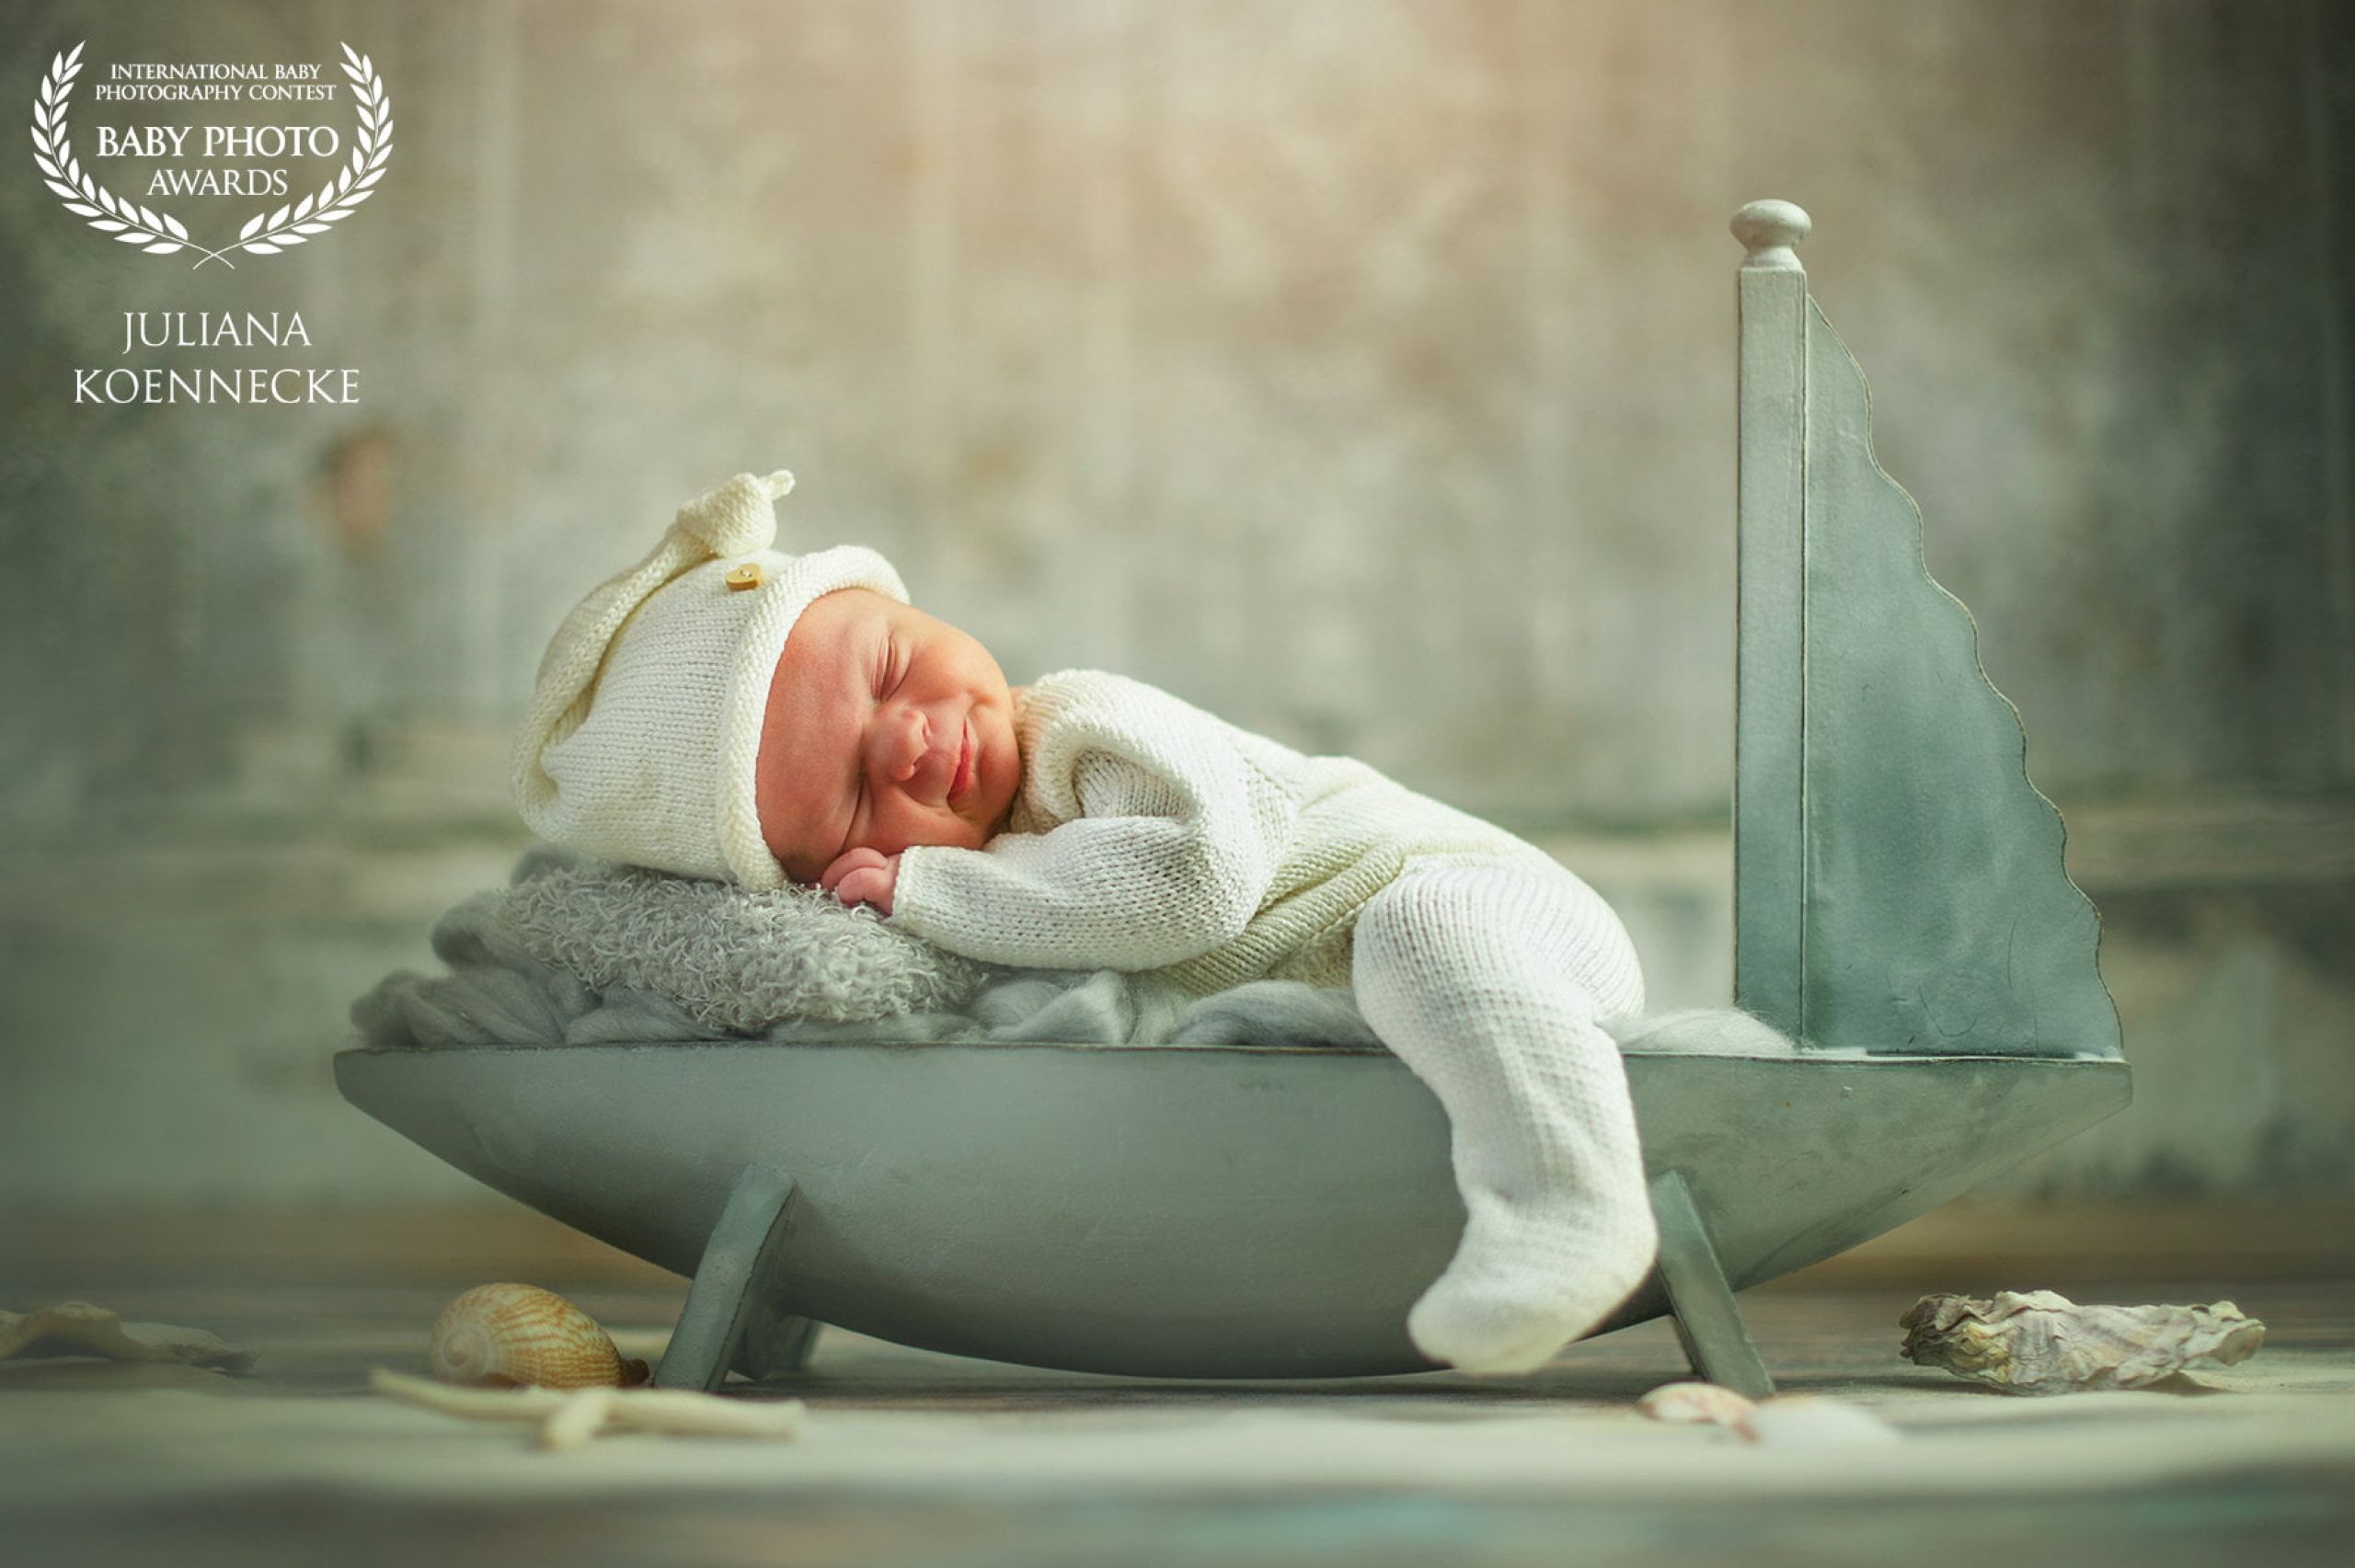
[1731,200,1812,270]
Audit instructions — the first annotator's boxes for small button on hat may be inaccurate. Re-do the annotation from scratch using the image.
[511,469,908,889]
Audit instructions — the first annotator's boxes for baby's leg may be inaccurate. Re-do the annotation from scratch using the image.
[1351,856,1654,1373]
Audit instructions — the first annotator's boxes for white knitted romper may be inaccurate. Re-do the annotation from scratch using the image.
[890,670,1656,1372]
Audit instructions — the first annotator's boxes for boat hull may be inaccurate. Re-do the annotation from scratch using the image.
[335,1041,2129,1378]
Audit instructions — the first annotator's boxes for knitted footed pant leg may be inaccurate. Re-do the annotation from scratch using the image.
[1351,857,1655,1374]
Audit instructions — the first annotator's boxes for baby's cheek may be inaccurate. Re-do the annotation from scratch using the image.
[754,789,823,879]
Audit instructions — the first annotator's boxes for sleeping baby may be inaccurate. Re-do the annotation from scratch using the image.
[513,469,1655,1374]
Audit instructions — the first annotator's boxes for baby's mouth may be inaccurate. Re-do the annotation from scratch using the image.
[948,722,974,804]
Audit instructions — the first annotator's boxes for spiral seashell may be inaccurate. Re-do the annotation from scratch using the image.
[427,1283,649,1390]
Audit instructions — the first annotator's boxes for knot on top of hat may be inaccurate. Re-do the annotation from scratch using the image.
[673,469,795,557]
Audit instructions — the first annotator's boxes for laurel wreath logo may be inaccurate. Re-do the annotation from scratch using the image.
[30,40,394,269]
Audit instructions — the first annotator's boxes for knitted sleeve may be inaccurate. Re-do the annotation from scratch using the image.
[887,671,1287,970]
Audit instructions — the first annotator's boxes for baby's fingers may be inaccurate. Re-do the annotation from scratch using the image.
[833,866,893,914]
[820,846,884,893]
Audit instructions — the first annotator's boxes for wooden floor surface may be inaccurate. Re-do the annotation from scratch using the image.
[3,1204,2352,1567]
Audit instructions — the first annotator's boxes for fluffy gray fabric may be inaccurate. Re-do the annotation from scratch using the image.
[350,845,1385,1052]
[350,844,1797,1059]
[500,844,988,1032]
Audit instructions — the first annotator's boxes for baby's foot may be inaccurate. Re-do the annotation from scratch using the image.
[1406,1200,1659,1374]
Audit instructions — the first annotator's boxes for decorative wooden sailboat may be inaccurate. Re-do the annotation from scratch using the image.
[337,200,2129,1390]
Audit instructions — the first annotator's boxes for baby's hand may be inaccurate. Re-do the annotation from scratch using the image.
[820,847,900,915]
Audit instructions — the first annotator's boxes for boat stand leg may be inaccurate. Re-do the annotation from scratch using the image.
[733,1305,823,1381]
[1648,1169,1775,1399]
[655,1163,821,1391]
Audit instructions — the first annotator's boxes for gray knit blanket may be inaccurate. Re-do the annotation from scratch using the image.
[351,844,1797,1057]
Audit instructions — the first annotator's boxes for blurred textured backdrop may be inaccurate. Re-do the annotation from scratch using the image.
[2,0,2350,1212]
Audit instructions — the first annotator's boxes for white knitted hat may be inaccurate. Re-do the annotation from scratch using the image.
[511,469,908,889]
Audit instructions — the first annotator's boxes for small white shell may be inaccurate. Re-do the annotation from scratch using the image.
[1637,1382,1898,1447]
[1637,1380,1758,1430]
[1901,1290,2266,1395]
[427,1283,648,1390]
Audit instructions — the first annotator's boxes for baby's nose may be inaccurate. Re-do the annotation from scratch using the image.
[880,706,930,784]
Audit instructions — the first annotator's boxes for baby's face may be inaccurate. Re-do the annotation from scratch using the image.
[754,588,1020,883]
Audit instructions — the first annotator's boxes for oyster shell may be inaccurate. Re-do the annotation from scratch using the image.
[1900,1289,2265,1394]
